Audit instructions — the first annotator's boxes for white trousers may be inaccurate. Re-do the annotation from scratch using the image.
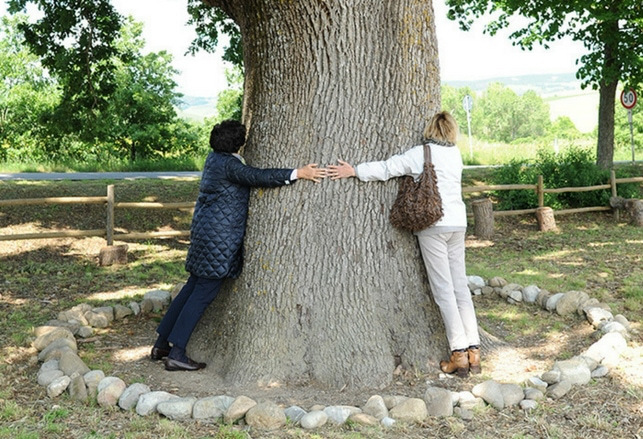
[417,231,480,351]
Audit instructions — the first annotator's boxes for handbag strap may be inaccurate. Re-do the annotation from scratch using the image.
[422,142,432,168]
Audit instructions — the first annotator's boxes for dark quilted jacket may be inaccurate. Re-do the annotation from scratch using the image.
[185,152,295,279]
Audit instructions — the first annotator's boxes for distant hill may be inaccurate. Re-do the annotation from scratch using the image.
[443,72,582,97]
[177,73,599,132]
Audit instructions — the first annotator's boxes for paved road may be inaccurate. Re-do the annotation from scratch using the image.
[0,171,202,181]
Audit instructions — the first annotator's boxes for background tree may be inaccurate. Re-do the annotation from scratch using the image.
[184,0,454,390]
[104,18,185,161]
[7,0,125,141]
[0,15,58,160]
[445,0,643,168]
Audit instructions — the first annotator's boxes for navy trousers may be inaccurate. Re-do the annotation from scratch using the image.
[156,274,224,350]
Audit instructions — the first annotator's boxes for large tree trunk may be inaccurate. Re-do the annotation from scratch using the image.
[194,0,447,390]
[596,22,619,170]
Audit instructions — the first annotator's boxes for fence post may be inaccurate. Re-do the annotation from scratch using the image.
[537,175,544,208]
[610,170,619,222]
[106,185,114,246]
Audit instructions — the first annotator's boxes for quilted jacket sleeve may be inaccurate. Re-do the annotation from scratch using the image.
[225,156,296,188]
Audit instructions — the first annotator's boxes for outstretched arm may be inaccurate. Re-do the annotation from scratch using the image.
[327,160,355,180]
[296,164,327,183]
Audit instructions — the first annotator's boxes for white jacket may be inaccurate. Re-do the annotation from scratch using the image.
[354,143,467,230]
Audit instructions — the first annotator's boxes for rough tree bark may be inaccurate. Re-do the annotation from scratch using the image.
[596,21,619,170]
[192,0,451,390]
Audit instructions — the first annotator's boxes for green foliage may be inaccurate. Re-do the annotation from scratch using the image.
[186,0,242,68]
[470,83,551,143]
[491,146,639,210]
[214,67,243,122]
[8,0,125,140]
[445,0,643,168]
[0,15,59,159]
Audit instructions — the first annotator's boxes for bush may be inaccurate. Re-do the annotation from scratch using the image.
[491,146,637,210]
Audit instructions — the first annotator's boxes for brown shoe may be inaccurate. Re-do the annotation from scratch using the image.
[440,350,469,378]
[468,347,481,374]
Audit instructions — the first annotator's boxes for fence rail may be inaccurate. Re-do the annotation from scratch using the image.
[1,171,641,243]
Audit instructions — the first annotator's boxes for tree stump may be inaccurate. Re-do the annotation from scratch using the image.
[536,207,557,232]
[98,244,128,266]
[625,199,643,226]
[472,198,494,239]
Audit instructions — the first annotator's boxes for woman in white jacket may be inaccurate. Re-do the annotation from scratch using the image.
[328,111,480,378]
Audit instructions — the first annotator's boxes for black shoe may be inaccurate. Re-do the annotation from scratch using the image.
[150,347,170,361]
[164,357,206,371]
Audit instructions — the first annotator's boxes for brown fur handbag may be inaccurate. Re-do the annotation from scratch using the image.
[389,143,443,231]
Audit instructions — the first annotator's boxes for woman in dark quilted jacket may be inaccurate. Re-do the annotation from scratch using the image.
[152,120,326,371]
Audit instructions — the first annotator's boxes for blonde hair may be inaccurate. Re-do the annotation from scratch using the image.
[423,111,458,144]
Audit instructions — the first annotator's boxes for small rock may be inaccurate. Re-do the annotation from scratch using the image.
[245,401,287,430]
[537,290,551,309]
[92,306,115,324]
[556,291,590,316]
[523,388,544,401]
[324,405,361,425]
[129,302,141,316]
[507,289,523,303]
[157,397,197,421]
[553,357,591,386]
[522,285,540,303]
[97,377,127,407]
[545,293,565,312]
[541,370,561,385]
[32,327,75,351]
[488,277,507,288]
[582,332,627,363]
[68,375,88,402]
[300,410,328,429]
[113,304,133,320]
[467,276,486,291]
[39,359,59,373]
[472,380,504,410]
[600,321,628,336]
[119,383,151,411]
[38,338,78,362]
[38,369,64,387]
[423,386,453,417]
[382,395,408,409]
[76,326,94,338]
[136,391,179,416]
[380,416,396,428]
[500,383,524,407]
[362,395,388,420]
[524,377,548,393]
[349,413,379,426]
[520,399,538,411]
[388,398,428,423]
[613,314,631,331]
[47,376,71,398]
[546,380,572,399]
[59,351,90,376]
[224,395,257,424]
[284,406,307,425]
[584,307,613,328]
[500,284,522,299]
[84,311,109,328]
[143,290,171,311]
[193,395,235,421]
[457,391,483,410]
[591,365,609,378]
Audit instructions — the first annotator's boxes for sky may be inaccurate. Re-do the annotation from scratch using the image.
[2,0,587,98]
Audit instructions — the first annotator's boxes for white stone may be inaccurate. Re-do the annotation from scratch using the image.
[300,410,328,429]
[118,383,151,410]
[157,397,197,421]
[553,357,592,386]
[545,293,565,312]
[473,380,504,410]
[193,395,235,421]
[522,285,541,303]
[245,401,288,430]
[324,406,361,424]
[38,369,64,387]
[136,391,179,416]
[423,386,453,417]
[520,399,538,411]
[47,376,71,398]
[363,395,388,420]
[224,395,257,424]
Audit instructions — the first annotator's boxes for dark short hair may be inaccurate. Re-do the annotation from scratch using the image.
[209,120,246,153]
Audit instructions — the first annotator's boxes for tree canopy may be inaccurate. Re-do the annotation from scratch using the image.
[445,0,643,168]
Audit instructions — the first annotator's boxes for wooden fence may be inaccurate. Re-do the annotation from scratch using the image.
[0,171,641,244]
